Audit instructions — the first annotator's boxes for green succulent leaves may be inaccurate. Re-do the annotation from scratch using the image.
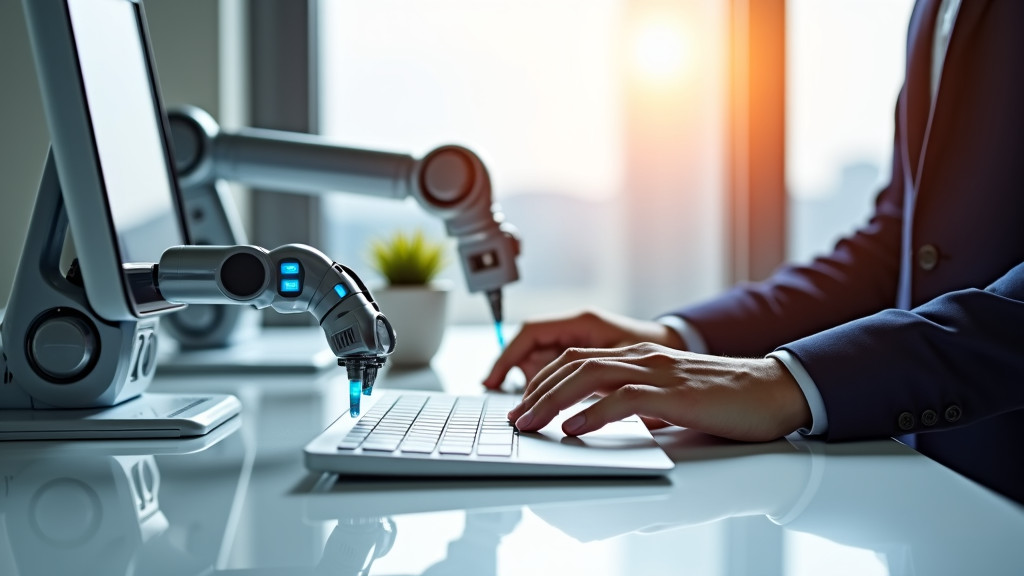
[369,229,448,286]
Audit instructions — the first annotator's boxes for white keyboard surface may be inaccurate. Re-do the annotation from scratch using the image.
[339,394,520,458]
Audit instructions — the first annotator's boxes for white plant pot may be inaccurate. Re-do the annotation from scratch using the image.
[372,282,450,367]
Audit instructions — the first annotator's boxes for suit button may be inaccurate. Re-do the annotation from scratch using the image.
[921,409,938,426]
[898,412,915,431]
[944,405,962,423]
[917,244,939,271]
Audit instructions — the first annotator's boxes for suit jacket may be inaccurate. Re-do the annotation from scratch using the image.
[671,0,1024,503]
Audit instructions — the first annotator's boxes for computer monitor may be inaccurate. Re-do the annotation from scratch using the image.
[0,0,243,423]
[23,0,189,321]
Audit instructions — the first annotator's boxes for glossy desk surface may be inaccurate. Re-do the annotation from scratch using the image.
[2,326,1022,575]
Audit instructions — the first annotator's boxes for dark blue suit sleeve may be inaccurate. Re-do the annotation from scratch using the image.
[779,261,1024,441]
[667,96,909,358]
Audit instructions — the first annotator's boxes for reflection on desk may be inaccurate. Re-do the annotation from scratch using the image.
[534,432,1024,574]
[1,326,1022,575]
[0,420,242,576]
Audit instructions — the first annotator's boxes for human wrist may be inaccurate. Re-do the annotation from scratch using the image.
[654,322,687,349]
[656,315,711,353]
[763,357,813,436]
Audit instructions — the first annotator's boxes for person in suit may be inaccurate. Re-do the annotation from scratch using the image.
[484,0,1024,503]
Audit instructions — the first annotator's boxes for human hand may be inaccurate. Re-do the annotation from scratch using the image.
[483,309,686,390]
[506,343,811,442]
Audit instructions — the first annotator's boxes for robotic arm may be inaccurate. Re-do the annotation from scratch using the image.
[155,243,395,413]
[167,106,521,331]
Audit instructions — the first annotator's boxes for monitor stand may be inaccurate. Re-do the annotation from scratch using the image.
[0,150,240,439]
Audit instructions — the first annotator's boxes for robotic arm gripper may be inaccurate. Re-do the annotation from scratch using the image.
[156,244,395,405]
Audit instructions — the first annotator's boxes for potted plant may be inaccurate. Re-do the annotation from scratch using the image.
[368,229,451,366]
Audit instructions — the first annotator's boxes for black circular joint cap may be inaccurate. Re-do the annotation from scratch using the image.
[26,307,100,383]
[220,253,266,299]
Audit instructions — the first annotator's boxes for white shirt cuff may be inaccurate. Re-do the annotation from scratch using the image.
[766,349,829,436]
[656,315,709,354]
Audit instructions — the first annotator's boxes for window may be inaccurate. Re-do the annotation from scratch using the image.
[786,0,916,263]
[318,0,729,323]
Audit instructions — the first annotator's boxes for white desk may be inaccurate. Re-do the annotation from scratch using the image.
[2,326,1022,575]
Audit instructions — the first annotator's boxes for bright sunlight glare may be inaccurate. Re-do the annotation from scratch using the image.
[632,19,688,82]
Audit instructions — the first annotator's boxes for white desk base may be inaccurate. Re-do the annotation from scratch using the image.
[0,392,240,440]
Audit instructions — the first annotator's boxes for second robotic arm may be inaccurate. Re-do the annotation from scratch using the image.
[168,106,521,328]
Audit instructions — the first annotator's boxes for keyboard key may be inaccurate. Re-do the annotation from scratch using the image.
[362,438,401,452]
[366,433,406,442]
[478,433,513,445]
[438,443,474,455]
[374,424,413,433]
[400,442,438,453]
[407,432,438,439]
[477,444,513,457]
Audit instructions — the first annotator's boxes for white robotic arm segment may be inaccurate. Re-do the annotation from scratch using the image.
[412,145,521,322]
[156,244,396,392]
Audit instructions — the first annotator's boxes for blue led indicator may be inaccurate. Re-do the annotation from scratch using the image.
[280,262,300,275]
[334,284,348,299]
[280,279,300,293]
